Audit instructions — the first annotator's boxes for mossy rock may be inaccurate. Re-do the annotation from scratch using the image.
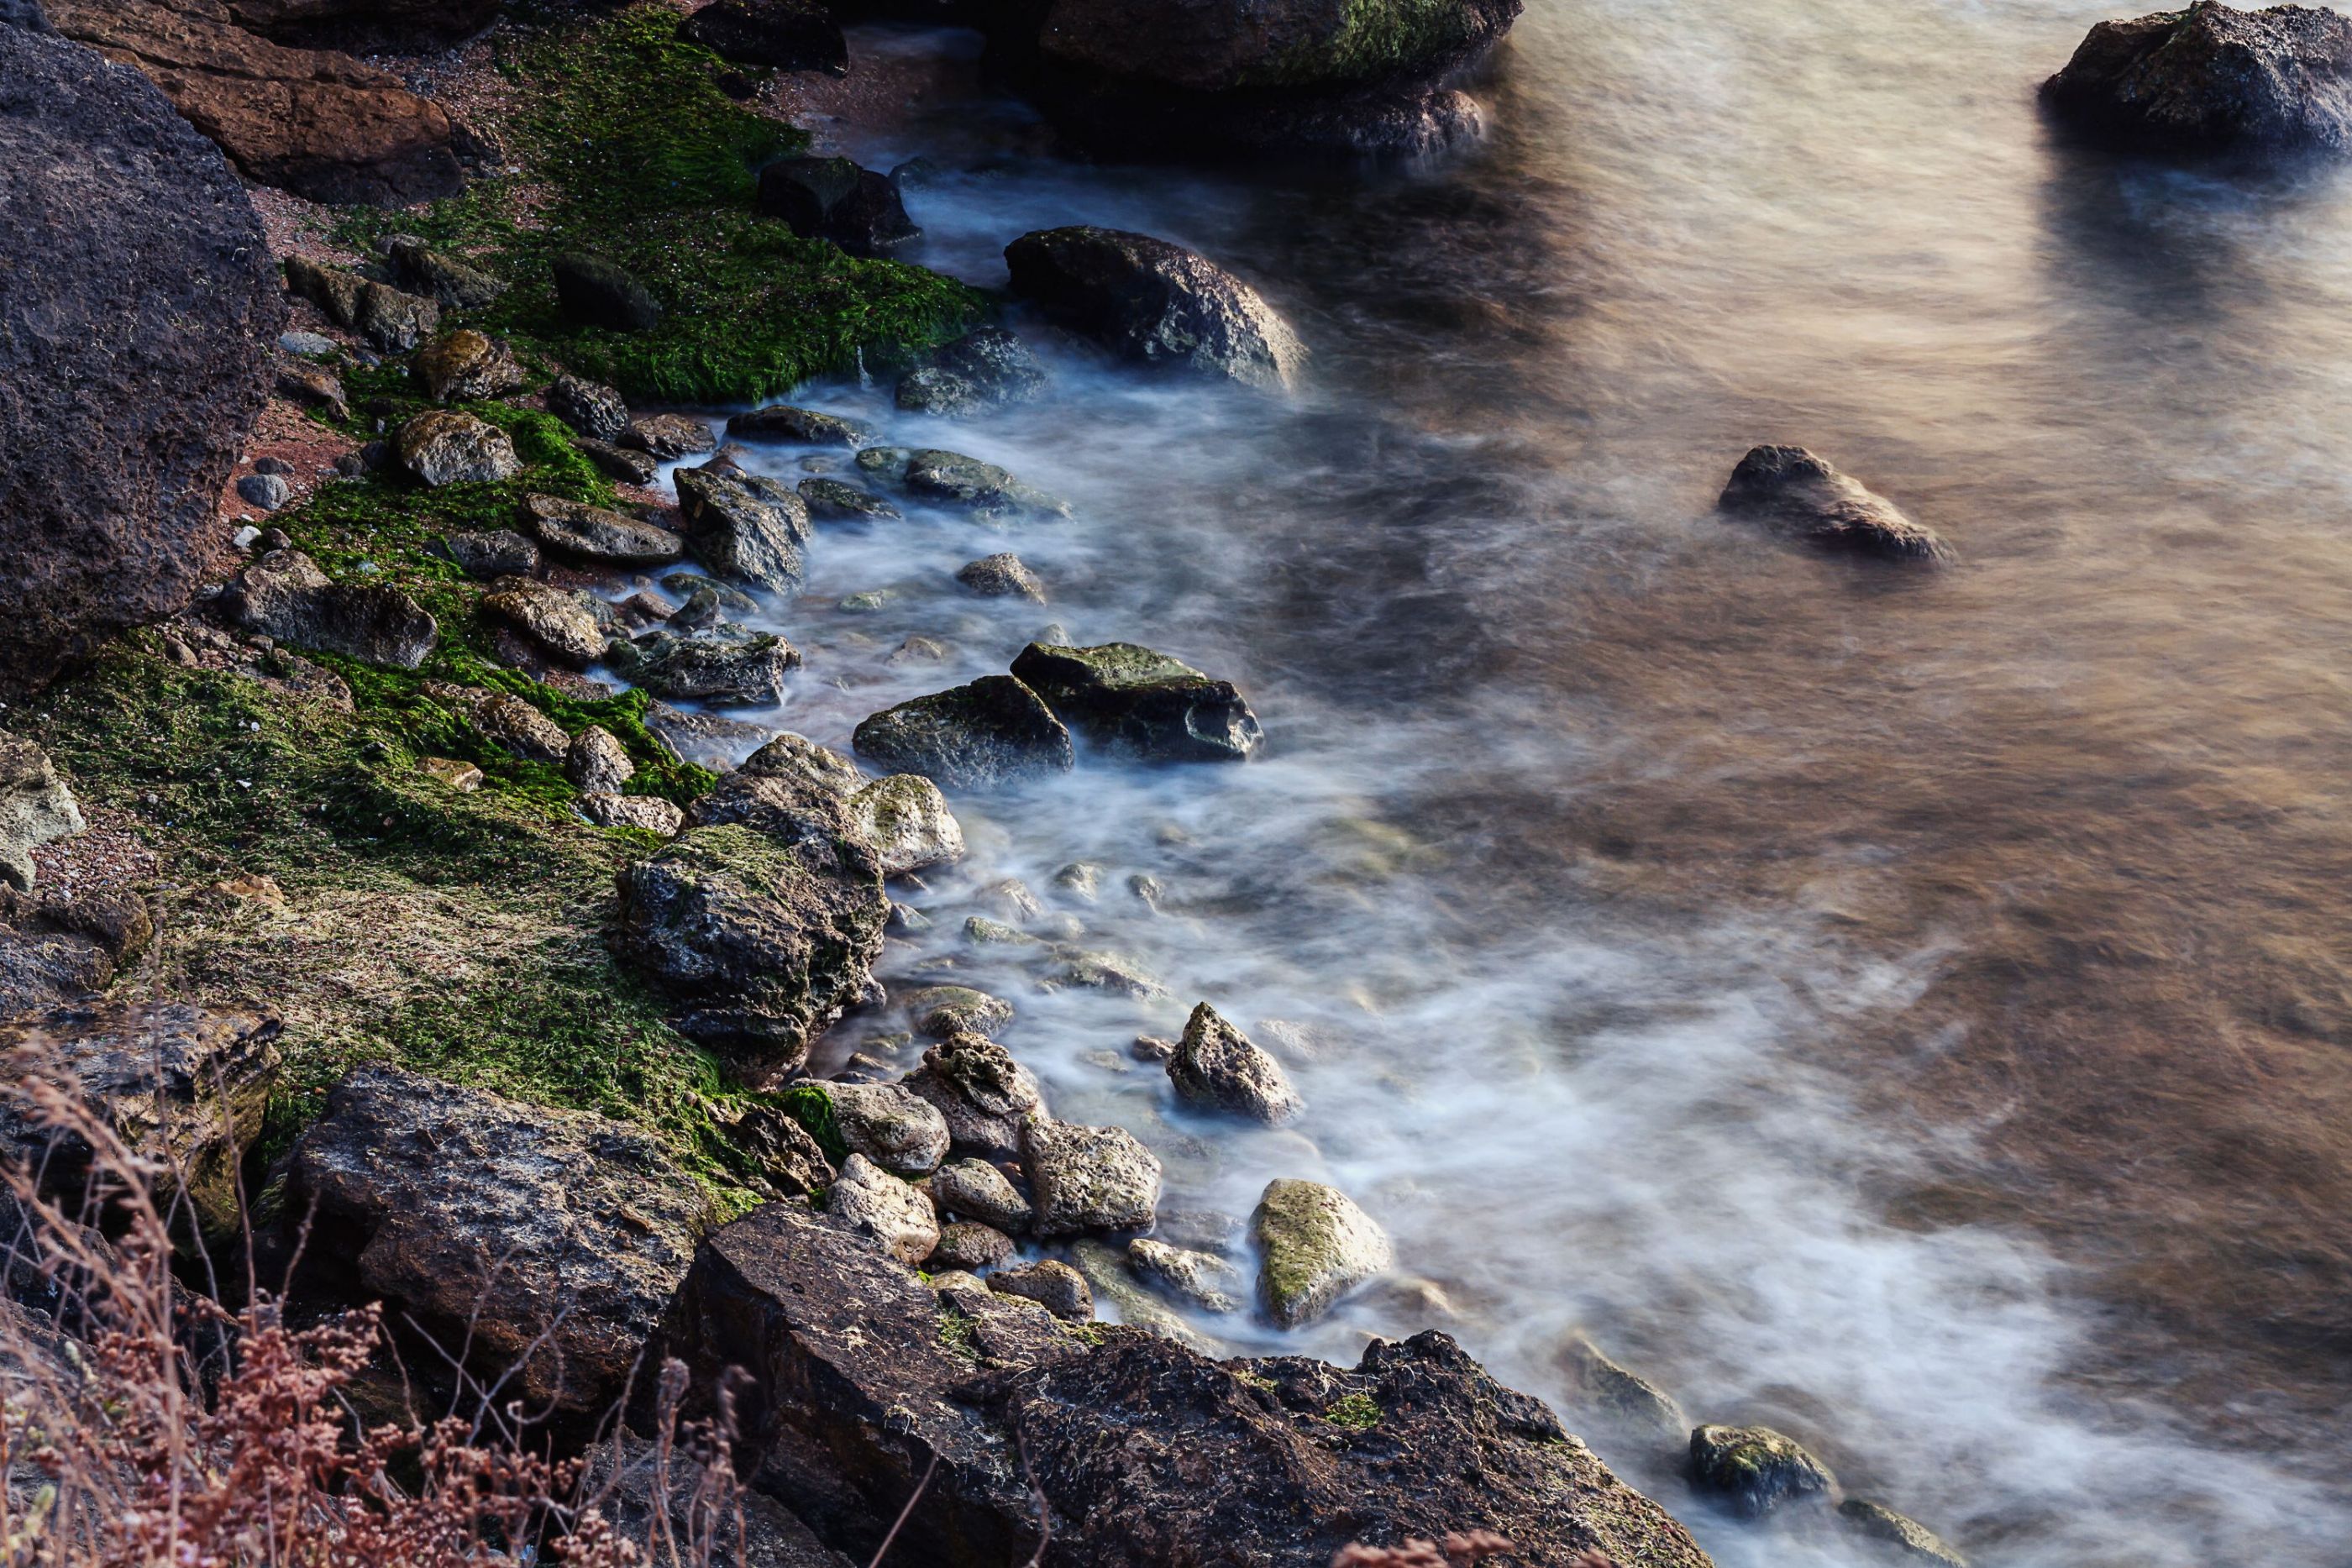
[1251,1177,1392,1329]
[1688,1424,1836,1519]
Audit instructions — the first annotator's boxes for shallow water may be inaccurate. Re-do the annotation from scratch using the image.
[631,3,2352,1561]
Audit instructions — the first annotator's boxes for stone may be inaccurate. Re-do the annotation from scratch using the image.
[279,329,337,356]
[1688,1424,1836,1518]
[797,476,901,522]
[929,1156,1033,1232]
[568,725,635,794]
[885,635,949,668]
[853,445,909,481]
[0,20,280,690]
[1052,861,1103,901]
[545,373,631,441]
[741,732,864,795]
[955,552,1046,604]
[2042,1,2352,158]
[1252,1177,1391,1328]
[826,1081,950,1176]
[383,233,505,309]
[442,527,540,579]
[624,412,719,459]
[1129,1033,1175,1063]
[675,465,811,590]
[928,1220,1015,1272]
[1557,1334,1688,1450]
[289,1064,711,1413]
[1127,1236,1241,1313]
[471,690,570,763]
[585,1433,855,1568]
[964,916,1039,947]
[844,774,964,875]
[1037,946,1166,999]
[612,823,888,1066]
[900,985,1013,1041]
[0,885,150,1020]
[754,155,918,256]
[1021,1115,1160,1237]
[577,437,661,485]
[900,1030,1044,1157]
[1839,1499,1969,1568]
[396,410,520,487]
[1068,1238,1212,1347]
[826,1151,939,1264]
[606,628,801,705]
[554,251,661,333]
[328,276,440,354]
[1010,640,1264,763]
[733,1104,837,1198]
[0,741,83,892]
[48,0,465,204]
[236,471,291,511]
[989,1259,1091,1320]
[894,327,1047,416]
[903,448,1069,522]
[224,548,438,668]
[1168,1001,1303,1124]
[645,700,774,768]
[851,677,1074,790]
[1717,446,1952,564]
[417,756,483,791]
[483,578,606,666]
[583,793,685,835]
[1005,226,1306,391]
[413,328,524,403]
[275,359,349,420]
[726,405,878,447]
[681,0,846,73]
[524,492,685,564]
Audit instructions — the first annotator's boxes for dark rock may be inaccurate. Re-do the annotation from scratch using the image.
[894,327,1047,416]
[224,548,438,668]
[524,492,685,564]
[441,527,540,579]
[726,404,878,446]
[1010,641,1263,762]
[1021,1114,1160,1237]
[1252,1177,1391,1328]
[754,155,919,256]
[222,0,501,51]
[579,437,660,485]
[236,472,291,511]
[413,328,524,402]
[2042,1,2352,158]
[1005,226,1305,391]
[1688,1424,1836,1518]
[0,886,147,1020]
[1127,1235,1240,1313]
[900,1030,1043,1157]
[955,552,1046,604]
[554,251,662,333]
[675,465,811,590]
[989,1258,1091,1319]
[467,689,571,763]
[903,448,1069,522]
[396,409,521,486]
[608,627,800,705]
[586,1433,855,1568]
[680,0,847,73]
[1,1,50,30]
[622,412,718,460]
[900,983,1014,1038]
[275,359,349,420]
[284,256,444,353]
[734,1103,837,1198]
[0,741,82,893]
[851,677,1074,789]
[383,233,505,309]
[547,372,632,441]
[645,700,775,768]
[0,20,280,690]
[568,724,635,794]
[797,476,901,522]
[1168,1000,1303,1124]
[1717,446,1952,564]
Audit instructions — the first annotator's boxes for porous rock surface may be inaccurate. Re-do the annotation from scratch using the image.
[2042,1,2352,157]
[1717,445,1952,564]
[1005,226,1306,391]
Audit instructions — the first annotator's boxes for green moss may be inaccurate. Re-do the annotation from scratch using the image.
[1265,0,1483,87]
[1323,1392,1382,1431]
[937,1309,981,1363]
[779,1081,848,1162]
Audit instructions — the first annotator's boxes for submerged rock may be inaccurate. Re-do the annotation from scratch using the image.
[902,448,1069,522]
[1717,445,1951,564]
[0,741,83,893]
[1168,1002,1304,1124]
[1557,1333,1689,1450]
[1005,226,1306,391]
[680,0,847,73]
[226,548,438,669]
[524,493,685,564]
[1021,1114,1162,1236]
[827,1151,940,1263]
[755,155,918,256]
[1252,1177,1391,1328]
[1840,1498,1970,1568]
[606,628,801,705]
[900,983,1014,1038]
[1688,1424,1837,1518]
[895,327,1048,416]
[852,677,1074,790]
[1128,1235,1241,1313]
[844,774,965,875]
[675,464,811,591]
[956,552,1047,604]
[396,410,520,487]
[2041,1,2352,158]
[1011,641,1264,762]
[798,476,902,522]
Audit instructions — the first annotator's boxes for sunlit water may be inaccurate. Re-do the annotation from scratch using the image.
[606,3,2352,1561]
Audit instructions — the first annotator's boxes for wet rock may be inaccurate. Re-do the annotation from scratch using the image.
[625,412,720,459]
[827,1151,940,1263]
[524,492,685,564]
[902,984,1016,1038]
[442,527,539,579]
[885,635,949,669]
[1037,946,1166,999]
[1688,1424,1836,1518]
[1052,860,1103,901]
[681,0,847,73]
[578,437,660,486]
[727,404,878,447]
[414,328,523,403]
[963,916,1038,947]
[741,732,864,795]
[894,327,1047,416]
[1068,1238,1212,1348]
[1557,1334,1688,1450]
[275,358,349,421]
[1252,1177,1391,1328]
[845,774,964,875]
[0,741,83,893]
[546,373,631,441]
[852,677,1074,790]
[1005,226,1306,391]
[483,577,606,666]
[1021,1115,1161,1237]
[1840,1499,1969,1568]
[675,465,811,591]
[612,822,889,1066]
[903,448,1069,522]
[584,793,685,836]
[470,690,570,763]
[755,155,918,256]
[2041,1,2352,158]
[929,1156,1033,1231]
[666,572,764,616]
[826,1081,951,1177]
[1168,1001,1303,1124]
[225,548,438,668]
[1717,446,1951,564]
[383,233,505,309]
[1129,1033,1175,1064]
[990,1259,1092,1320]
[1011,640,1264,762]
[568,725,636,794]
[396,410,520,487]
[956,552,1047,604]
[734,1104,837,1198]
[554,251,661,333]
[798,476,901,522]
[853,444,909,481]
[1128,1235,1240,1313]
[901,1030,1045,1157]
[645,700,774,768]
[606,628,801,705]
[290,1064,711,1414]
[929,1220,1015,1272]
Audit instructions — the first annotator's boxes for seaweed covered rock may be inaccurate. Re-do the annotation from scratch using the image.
[0,18,281,690]
[755,155,918,257]
[681,0,847,75]
[2041,1,2352,158]
[1168,1001,1303,1123]
[675,464,811,590]
[612,823,889,1066]
[852,677,1074,790]
[0,741,83,893]
[224,548,438,669]
[606,628,800,705]
[1252,1177,1390,1328]
[895,327,1048,416]
[1688,1424,1837,1519]
[1011,641,1263,761]
[1005,227,1305,391]
[1717,446,1952,564]
[524,493,685,565]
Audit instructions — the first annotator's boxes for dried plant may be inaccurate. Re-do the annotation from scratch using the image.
[1331,1529,1523,1568]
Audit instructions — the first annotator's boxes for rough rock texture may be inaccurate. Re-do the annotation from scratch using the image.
[546,373,631,441]
[584,792,685,835]
[1557,1333,1688,1451]
[742,732,865,794]
[289,1065,712,1414]
[0,741,83,892]
[901,984,1016,1038]
[989,1258,1091,1320]
[844,774,964,875]
[1128,1235,1239,1312]
[0,21,281,690]
[681,0,846,75]
[1839,1499,1969,1567]
[929,1219,1015,1272]
[444,528,540,579]
[1716,446,1951,564]
[1168,1001,1303,1123]
[800,477,903,523]
[587,1432,856,1568]
[484,577,606,666]
[901,1030,1045,1157]
[225,0,501,50]
[1688,1424,1837,1519]
[676,465,811,591]
[397,410,521,487]
[0,885,151,1021]
[48,0,465,203]
[568,725,635,794]
[1252,1177,1391,1328]
[1021,1115,1161,1237]
[525,493,685,565]
[606,628,800,705]
[901,448,1069,521]
[826,1081,951,1177]
[414,328,523,402]
[1005,227,1306,391]
[1011,641,1264,762]
[727,404,878,447]
[929,1156,1034,1232]
[755,155,918,256]
[852,677,1074,790]
[384,233,505,309]
[284,256,441,352]
[612,823,889,1067]
[895,327,1048,416]
[224,548,438,668]
[956,552,1047,604]
[734,1104,837,1198]
[827,1151,939,1263]
[2041,1,2352,157]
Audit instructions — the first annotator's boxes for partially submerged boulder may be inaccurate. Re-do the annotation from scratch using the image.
[895,327,1048,416]
[844,774,965,875]
[901,983,1016,1038]
[1021,1114,1161,1236]
[956,553,1047,604]
[741,731,866,795]
[0,741,83,893]
[1168,1001,1303,1123]
[901,448,1070,522]
[1128,1235,1241,1312]
[2041,1,2352,157]
[1011,641,1263,761]
[1252,1177,1390,1328]
[675,464,811,591]
[680,0,847,74]
[1688,1424,1837,1518]
[799,477,902,523]
[852,677,1074,790]
[1716,445,1952,564]
[755,155,918,256]
[225,548,438,669]
[1005,226,1306,391]
[1557,1332,1689,1451]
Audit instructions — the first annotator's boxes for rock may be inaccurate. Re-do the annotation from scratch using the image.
[417,756,483,791]
[546,373,631,441]
[585,1432,856,1568]
[1065,1238,1211,1347]
[681,0,846,73]
[1557,1334,1688,1450]
[797,476,901,522]
[396,410,520,486]
[900,1031,1045,1157]
[383,233,505,309]
[0,19,280,690]
[413,328,524,402]
[675,465,811,590]
[826,1151,940,1264]
[885,635,949,669]
[48,0,465,204]
[854,445,910,481]
[1717,446,1952,564]
[894,327,1047,416]
[851,677,1074,790]
[0,741,83,892]
[289,1064,711,1414]
[1128,1033,1174,1063]
[741,732,864,794]
[236,472,291,511]
[929,1220,1015,1272]
[929,1156,1033,1232]
[1005,227,1306,391]
[735,1104,837,1198]
[754,155,918,256]
[1021,1115,1160,1237]
[568,725,635,794]
[577,437,660,486]
[0,885,150,1020]
[2041,1,2352,158]
[0,1000,277,1229]
[1127,1235,1240,1313]
[965,916,1040,947]
[726,405,878,447]
[826,1081,951,1176]
[285,268,440,354]
[902,984,1016,1038]
[483,577,606,666]
[990,1259,1092,1320]
[524,492,685,564]
[442,527,540,579]
[554,251,661,333]
[1010,639,1265,763]
[644,700,774,768]
[606,628,801,705]
[955,552,1047,604]
[1688,1424,1836,1519]
[845,774,964,875]
[1252,1177,1390,1328]
[279,328,336,356]
[224,548,438,668]
[1840,1500,1969,1568]
[275,358,349,420]
[1052,860,1103,901]
[583,793,684,835]
[612,823,888,1065]
[624,412,719,460]
[1168,1002,1303,1124]
[470,690,570,763]
[1037,946,1165,999]
[903,448,1069,522]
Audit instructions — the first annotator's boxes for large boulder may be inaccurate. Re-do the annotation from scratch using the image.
[680,0,847,75]
[0,740,82,893]
[1252,1177,1391,1327]
[851,677,1074,790]
[1168,1001,1303,1123]
[49,0,464,203]
[1716,446,1953,564]
[224,548,439,669]
[524,493,685,565]
[1010,641,1263,761]
[288,1064,713,1415]
[1005,227,1305,391]
[675,464,811,591]
[843,774,964,875]
[612,823,889,1067]
[2041,1,2352,157]
[0,19,281,691]
[754,155,919,257]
